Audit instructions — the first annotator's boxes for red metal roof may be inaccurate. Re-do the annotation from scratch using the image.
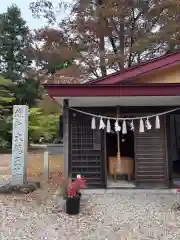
[44,51,180,97]
[88,51,180,85]
[45,83,180,97]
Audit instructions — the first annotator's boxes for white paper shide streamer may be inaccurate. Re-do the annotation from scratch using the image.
[139,118,144,133]
[91,117,96,129]
[155,116,160,129]
[99,118,106,129]
[69,107,177,133]
[130,120,134,131]
[115,119,121,132]
[107,119,111,133]
[122,120,127,134]
[146,118,152,130]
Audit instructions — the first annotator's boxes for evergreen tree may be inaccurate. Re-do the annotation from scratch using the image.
[0,76,14,148]
[0,5,41,105]
[0,5,31,81]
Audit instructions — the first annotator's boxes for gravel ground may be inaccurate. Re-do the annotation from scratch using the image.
[0,188,180,240]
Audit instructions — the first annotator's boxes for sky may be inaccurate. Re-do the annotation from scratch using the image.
[0,0,69,29]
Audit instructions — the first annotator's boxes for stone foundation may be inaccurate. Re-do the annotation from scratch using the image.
[0,181,40,194]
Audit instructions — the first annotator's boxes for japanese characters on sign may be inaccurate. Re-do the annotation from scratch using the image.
[12,105,28,185]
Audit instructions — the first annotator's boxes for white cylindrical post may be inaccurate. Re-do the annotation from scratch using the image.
[44,151,49,180]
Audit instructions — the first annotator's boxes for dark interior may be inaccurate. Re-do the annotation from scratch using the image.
[169,115,180,186]
[106,123,135,176]
[106,132,117,158]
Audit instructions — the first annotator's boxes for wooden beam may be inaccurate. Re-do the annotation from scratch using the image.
[63,99,69,178]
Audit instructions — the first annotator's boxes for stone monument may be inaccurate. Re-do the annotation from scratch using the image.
[0,105,40,194]
[12,105,28,185]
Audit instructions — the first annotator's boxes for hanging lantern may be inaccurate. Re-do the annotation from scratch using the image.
[91,117,96,129]
[130,120,134,131]
[155,115,160,129]
[99,118,106,129]
[122,120,127,134]
[145,117,152,130]
[115,119,121,132]
[139,118,144,133]
[107,119,111,133]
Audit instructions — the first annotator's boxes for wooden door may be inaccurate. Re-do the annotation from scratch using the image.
[134,116,168,187]
[69,110,106,188]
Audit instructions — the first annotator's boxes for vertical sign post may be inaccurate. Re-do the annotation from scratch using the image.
[44,150,49,180]
[11,105,28,185]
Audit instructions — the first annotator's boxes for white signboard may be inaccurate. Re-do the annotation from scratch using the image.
[12,105,28,185]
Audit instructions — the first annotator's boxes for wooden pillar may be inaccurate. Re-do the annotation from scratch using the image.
[63,99,69,178]
[114,106,121,180]
[116,107,121,161]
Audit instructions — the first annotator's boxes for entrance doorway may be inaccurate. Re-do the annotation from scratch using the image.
[168,115,180,187]
[106,121,135,188]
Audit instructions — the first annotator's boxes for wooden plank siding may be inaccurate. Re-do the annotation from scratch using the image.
[134,116,168,187]
[63,99,69,178]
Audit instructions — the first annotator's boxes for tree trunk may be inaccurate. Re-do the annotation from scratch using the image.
[97,0,107,76]
[99,35,107,76]
[119,21,125,68]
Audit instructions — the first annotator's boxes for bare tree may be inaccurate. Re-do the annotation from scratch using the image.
[29,0,180,80]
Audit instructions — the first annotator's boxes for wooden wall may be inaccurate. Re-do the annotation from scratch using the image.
[69,110,106,188]
[134,116,168,187]
[132,65,180,84]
